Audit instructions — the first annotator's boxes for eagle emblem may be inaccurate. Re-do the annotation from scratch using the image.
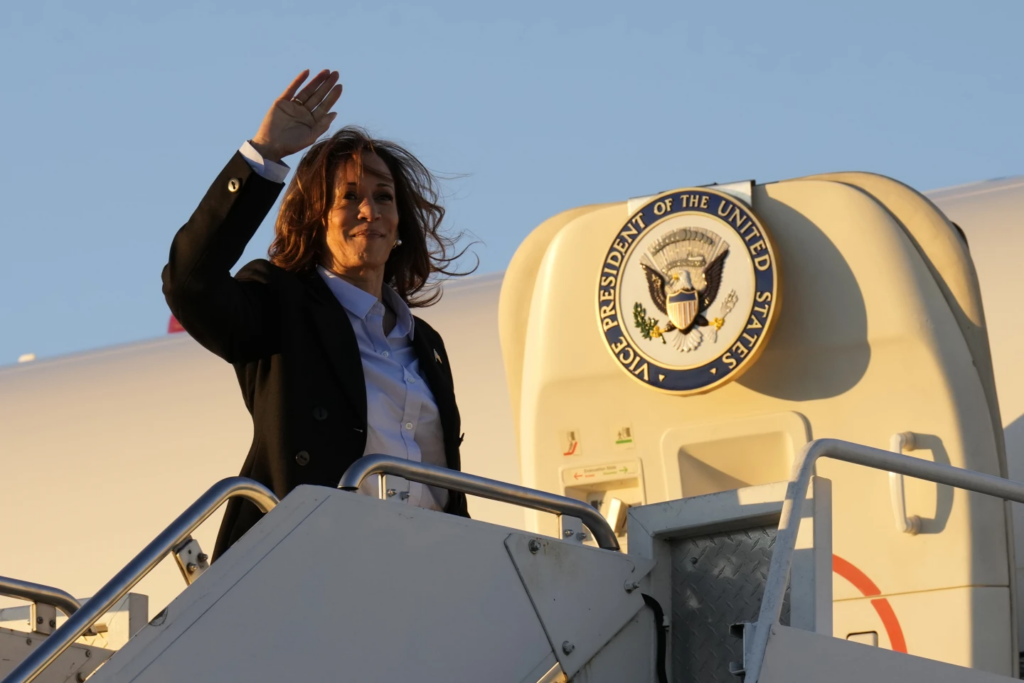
[597,187,779,395]
[637,227,736,352]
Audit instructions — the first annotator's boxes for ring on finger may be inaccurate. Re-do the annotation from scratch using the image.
[291,97,308,107]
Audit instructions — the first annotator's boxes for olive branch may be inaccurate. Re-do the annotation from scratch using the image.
[633,302,667,344]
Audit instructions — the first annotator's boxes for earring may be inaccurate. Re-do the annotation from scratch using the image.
[392,238,403,250]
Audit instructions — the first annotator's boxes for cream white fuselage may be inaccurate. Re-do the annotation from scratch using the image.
[1,176,1023,673]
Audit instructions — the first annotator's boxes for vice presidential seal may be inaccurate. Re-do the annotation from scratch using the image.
[597,188,780,394]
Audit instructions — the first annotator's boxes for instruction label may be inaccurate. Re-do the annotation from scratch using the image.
[561,461,640,486]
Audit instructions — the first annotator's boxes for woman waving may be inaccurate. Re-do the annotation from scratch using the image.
[163,69,470,559]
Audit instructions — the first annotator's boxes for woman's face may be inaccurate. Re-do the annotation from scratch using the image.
[323,152,399,274]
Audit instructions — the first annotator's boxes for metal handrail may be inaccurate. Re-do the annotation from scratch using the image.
[340,454,621,551]
[745,438,1024,683]
[0,576,82,617]
[2,477,279,683]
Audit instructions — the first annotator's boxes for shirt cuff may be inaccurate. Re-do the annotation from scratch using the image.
[239,141,291,184]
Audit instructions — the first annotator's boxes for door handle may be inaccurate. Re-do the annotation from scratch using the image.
[889,432,921,535]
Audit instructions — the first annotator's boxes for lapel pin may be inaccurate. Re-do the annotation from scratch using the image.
[434,349,443,364]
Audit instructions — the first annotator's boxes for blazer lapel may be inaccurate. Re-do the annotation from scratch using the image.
[411,319,460,470]
[303,271,368,424]
[411,323,448,401]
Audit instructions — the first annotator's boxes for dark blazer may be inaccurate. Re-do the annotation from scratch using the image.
[163,152,468,560]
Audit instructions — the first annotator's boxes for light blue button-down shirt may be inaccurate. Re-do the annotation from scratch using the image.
[317,266,448,511]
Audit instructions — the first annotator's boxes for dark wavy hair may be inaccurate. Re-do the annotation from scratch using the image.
[268,126,473,306]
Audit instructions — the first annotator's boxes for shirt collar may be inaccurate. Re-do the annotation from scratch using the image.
[381,283,415,339]
[317,266,416,339]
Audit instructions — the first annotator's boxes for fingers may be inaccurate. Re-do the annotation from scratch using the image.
[278,69,311,101]
[294,69,336,105]
[312,83,343,122]
[302,71,340,110]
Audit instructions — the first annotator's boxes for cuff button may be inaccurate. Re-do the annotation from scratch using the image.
[295,450,310,466]
[227,178,242,193]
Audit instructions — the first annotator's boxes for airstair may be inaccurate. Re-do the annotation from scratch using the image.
[2,440,1024,682]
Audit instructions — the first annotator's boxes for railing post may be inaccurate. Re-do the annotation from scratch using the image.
[2,477,278,683]
[744,438,1024,683]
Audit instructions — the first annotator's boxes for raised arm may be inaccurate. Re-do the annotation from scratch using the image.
[162,70,342,363]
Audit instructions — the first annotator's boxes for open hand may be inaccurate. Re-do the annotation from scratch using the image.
[250,69,342,162]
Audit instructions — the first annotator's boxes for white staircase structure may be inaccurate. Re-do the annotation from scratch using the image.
[5,442,1024,682]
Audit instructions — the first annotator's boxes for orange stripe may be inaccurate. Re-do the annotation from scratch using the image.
[832,553,881,596]
[870,598,909,653]
[832,553,908,654]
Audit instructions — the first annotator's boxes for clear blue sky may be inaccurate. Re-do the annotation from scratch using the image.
[1,0,1021,364]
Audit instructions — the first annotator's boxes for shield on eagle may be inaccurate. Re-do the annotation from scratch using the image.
[667,290,699,330]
